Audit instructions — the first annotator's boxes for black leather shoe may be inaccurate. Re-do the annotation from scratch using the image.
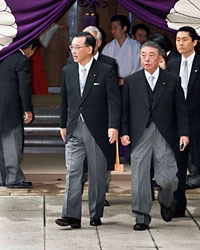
[55,217,81,229]
[0,183,5,187]
[104,199,110,206]
[133,223,149,231]
[172,210,185,218]
[6,181,32,188]
[185,183,200,190]
[90,218,102,226]
[160,203,173,222]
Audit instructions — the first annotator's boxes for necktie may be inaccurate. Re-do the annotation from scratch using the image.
[148,75,155,91]
[180,60,188,99]
[80,67,87,96]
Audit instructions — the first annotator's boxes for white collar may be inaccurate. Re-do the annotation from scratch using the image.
[78,57,93,72]
[19,49,25,55]
[181,52,195,65]
[94,51,99,60]
[144,67,160,81]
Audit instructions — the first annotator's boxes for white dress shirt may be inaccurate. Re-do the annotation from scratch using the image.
[179,52,195,98]
[144,67,160,91]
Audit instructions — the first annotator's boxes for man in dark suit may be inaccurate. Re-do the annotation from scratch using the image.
[55,32,121,229]
[121,41,189,231]
[167,26,200,217]
[67,26,118,206]
[0,39,39,188]
[82,26,118,206]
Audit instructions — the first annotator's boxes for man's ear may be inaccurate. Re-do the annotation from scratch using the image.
[123,26,127,33]
[98,40,102,48]
[193,39,198,47]
[87,45,93,54]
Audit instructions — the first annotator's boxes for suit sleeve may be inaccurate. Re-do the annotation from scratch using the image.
[120,78,130,136]
[175,76,190,137]
[112,60,118,77]
[106,67,121,130]
[17,56,32,112]
[60,68,68,128]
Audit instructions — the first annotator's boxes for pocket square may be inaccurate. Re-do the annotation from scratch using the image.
[94,82,100,86]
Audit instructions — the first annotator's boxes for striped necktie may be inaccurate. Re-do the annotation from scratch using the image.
[80,67,87,96]
[180,59,188,99]
[148,75,155,91]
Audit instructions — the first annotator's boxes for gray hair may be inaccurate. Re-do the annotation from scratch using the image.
[83,26,102,44]
[141,41,162,55]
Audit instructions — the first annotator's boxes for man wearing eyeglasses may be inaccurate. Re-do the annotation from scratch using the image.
[55,32,121,229]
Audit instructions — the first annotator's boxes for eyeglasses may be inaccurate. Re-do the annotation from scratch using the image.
[69,45,89,51]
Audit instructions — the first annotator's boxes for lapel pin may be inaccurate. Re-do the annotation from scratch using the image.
[93,74,96,77]
[163,82,166,85]
[195,69,198,72]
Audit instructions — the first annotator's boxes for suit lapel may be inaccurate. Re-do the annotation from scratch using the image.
[187,54,200,97]
[70,63,81,100]
[140,70,150,109]
[152,70,167,109]
[81,60,97,104]
[173,57,181,75]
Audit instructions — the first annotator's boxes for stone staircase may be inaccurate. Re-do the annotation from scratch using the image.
[24,105,64,154]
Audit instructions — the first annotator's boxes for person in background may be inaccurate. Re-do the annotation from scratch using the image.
[131,23,150,45]
[102,15,141,86]
[148,33,180,62]
[102,15,141,165]
[167,26,200,217]
[159,53,167,70]
[0,39,39,188]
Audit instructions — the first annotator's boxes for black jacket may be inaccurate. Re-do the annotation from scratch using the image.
[121,69,189,154]
[60,59,121,167]
[0,51,32,134]
[167,54,200,138]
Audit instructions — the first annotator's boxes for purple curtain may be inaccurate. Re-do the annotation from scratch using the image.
[1,0,194,61]
[117,0,178,31]
[0,0,74,60]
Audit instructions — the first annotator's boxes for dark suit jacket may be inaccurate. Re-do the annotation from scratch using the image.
[121,69,189,154]
[167,54,200,138]
[167,50,180,62]
[167,54,200,171]
[0,51,32,134]
[60,59,121,167]
[97,53,118,75]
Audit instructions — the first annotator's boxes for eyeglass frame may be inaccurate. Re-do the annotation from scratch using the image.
[69,45,89,51]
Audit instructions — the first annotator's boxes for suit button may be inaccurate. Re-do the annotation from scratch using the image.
[0,83,3,86]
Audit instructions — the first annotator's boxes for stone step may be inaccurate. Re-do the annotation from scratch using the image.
[24,127,60,135]
[24,105,62,153]
[24,147,64,154]
[24,135,64,146]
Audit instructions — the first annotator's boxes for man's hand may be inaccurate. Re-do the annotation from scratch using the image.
[179,136,189,151]
[108,128,118,144]
[119,78,124,86]
[60,128,66,142]
[121,135,131,146]
[24,111,33,124]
